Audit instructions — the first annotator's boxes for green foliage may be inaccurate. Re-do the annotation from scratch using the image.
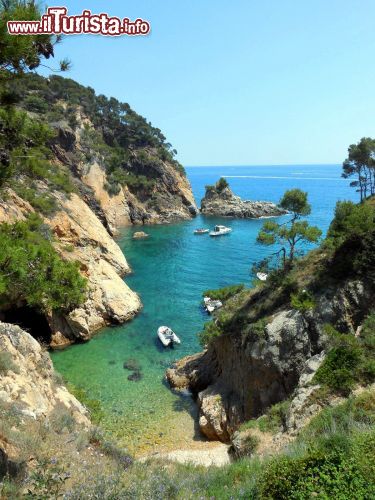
[12,183,57,215]
[26,459,69,499]
[0,214,87,312]
[327,200,374,245]
[280,188,311,218]
[259,447,372,500]
[215,177,229,192]
[0,106,75,197]
[313,318,375,395]
[241,400,291,434]
[342,137,375,201]
[242,318,268,340]
[325,200,375,279]
[290,289,316,312]
[23,95,48,114]
[0,350,19,374]
[205,177,229,194]
[14,73,184,178]
[198,320,222,347]
[203,284,244,301]
[257,189,321,269]
[0,1,58,75]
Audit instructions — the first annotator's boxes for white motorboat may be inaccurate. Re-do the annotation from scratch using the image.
[203,296,223,314]
[209,225,232,237]
[194,228,209,234]
[157,326,181,347]
[256,272,268,282]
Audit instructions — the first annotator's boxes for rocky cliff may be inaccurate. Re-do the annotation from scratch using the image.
[167,270,375,443]
[0,322,89,478]
[0,74,197,346]
[201,181,287,218]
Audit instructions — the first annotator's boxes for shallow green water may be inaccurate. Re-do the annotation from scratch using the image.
[51,165,356,455]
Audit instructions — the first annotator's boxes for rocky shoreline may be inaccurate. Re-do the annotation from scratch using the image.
[166,277,374,444]
[200,180,287,218]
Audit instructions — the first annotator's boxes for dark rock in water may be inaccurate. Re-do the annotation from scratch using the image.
[123,358,141,371]
[127,370,143,382]
[108,360,116,365]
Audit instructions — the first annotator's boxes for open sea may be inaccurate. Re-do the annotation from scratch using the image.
[51,164,357,456]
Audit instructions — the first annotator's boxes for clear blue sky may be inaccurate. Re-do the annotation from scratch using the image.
[40,0,375,166]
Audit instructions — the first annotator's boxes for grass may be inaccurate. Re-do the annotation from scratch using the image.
[1,390,374,499]
[240,400,291,434]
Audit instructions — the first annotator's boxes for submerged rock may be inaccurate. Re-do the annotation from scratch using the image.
[133,231,149,239]
[200,182,287,218]
[127,370,143,382]
[123,358,141,371]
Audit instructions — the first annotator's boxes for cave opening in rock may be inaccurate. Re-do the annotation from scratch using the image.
[1,306,52,344]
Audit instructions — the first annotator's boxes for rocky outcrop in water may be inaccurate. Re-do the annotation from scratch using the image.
[167,278,374,442]
[200,183,287,218]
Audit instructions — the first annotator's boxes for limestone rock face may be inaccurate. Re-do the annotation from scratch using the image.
[167,278,374,441]
[0,322,89,426]
[0,189,141,347]
[47,193,141,346]
[200,185,287,218]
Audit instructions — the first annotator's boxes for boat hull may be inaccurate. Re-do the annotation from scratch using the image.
[157,326,181,347]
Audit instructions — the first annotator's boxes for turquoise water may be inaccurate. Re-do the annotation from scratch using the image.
[51,164,356,455]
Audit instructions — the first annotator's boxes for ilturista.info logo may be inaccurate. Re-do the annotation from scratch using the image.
[7,7,151,36]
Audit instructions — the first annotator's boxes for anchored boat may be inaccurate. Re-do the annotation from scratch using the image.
[203,296,223,314]
[194,228,209,234]
[157,326,181,347]
[209,225,232,237]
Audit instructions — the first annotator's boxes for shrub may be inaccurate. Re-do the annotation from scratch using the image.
[203,284,245,302]
[13,184,57,215]
[50,405,76,433]
[242,318,268,340]
[0,214,87,312]
[313,318,375,395]
[290,289,316,312]
[259,449,371,500]
[215,177,229,192]
[23,95,48,114]
[198,320,222,347]
[233,433,260,458]
[314,345,361,395]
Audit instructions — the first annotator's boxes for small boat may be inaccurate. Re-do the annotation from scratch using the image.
[256,272,268,282]
[203,296,223,314]
[194,228,209,234]
[209,225,232,237]
[157,326,181,347]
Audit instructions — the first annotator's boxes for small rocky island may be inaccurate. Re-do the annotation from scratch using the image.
[200,178,287,218]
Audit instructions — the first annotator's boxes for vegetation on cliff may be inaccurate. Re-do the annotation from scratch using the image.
[342,137,375,201]
[0,214,87,312]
